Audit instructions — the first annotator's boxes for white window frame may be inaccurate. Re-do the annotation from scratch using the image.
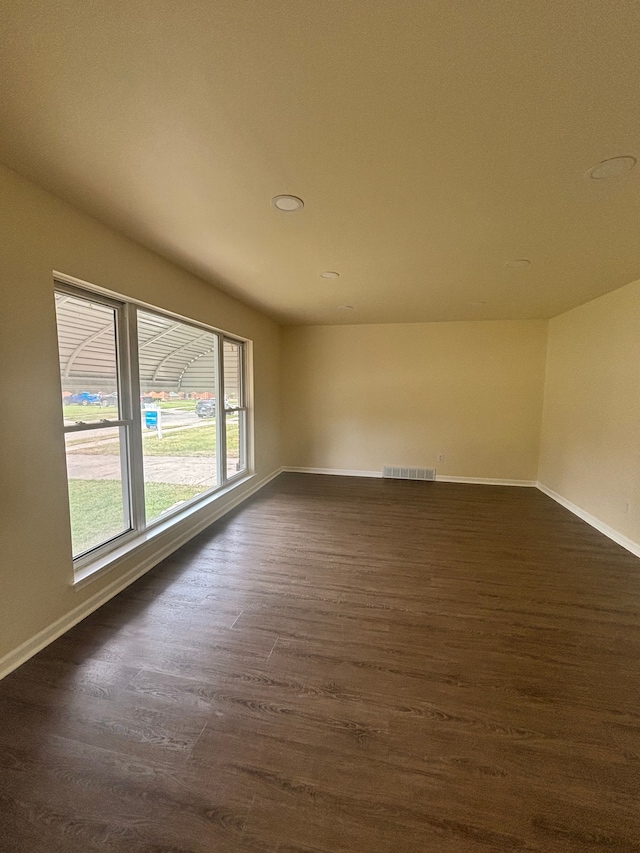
[221,337,249,483]
[54,276,252,576]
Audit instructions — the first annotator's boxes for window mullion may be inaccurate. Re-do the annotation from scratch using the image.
[216,334,226,487]
[239,342,245,408]
[240,407,247,472]
[124,304,146,532]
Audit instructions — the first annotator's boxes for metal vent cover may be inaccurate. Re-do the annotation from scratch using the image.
[382,466,436,481]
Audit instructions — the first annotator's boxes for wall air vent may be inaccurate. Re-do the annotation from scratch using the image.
[382,466,436,481]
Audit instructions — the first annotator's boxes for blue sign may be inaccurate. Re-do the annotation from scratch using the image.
[145,410,158,429]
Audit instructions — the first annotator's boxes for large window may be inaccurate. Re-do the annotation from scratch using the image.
[55,281,250,568]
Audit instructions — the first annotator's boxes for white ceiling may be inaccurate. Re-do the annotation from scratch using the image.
[2,1,640,325]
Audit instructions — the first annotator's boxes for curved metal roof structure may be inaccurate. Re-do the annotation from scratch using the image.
[55,292,220,393]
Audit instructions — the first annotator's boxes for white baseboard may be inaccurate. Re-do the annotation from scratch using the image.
[437,475,536,487]
[0,466,285,681]
[536,482,640,560]
[283,466,382,478]
[283,467,536,487]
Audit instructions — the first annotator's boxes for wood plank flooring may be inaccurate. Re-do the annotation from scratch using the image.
[2,472,640,852]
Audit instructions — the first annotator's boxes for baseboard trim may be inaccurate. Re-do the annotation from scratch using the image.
[536,482,640,560]
[0,466,285,681]
[283,466,382,478]
[437,476,537,487]
[283,467,536,487]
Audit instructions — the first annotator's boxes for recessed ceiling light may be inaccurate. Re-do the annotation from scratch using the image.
[320,271,340,279]
[271,194,304,212]
[505,258,531,270]
[586,156,636,180]
[338,305,354,311]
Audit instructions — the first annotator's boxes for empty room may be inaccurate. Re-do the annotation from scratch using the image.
[1,2,640,851]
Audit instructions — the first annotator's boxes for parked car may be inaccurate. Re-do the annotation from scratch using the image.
[195,399,216,418]
[64,391,102,406]
[100,392,118,407]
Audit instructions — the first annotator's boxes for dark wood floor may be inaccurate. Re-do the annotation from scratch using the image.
[2,473,640,852]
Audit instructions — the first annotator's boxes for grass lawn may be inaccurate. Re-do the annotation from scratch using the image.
[63,404,119,421]
[157,400,197,410]
[68,479,203,555]
[63,401,198,421]
[69,422,239,456]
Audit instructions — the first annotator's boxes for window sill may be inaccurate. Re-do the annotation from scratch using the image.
[72,472,255,590]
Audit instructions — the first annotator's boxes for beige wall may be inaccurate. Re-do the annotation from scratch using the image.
[0,165,282,662]
[282,321,548,481]
[539,279,640,547]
